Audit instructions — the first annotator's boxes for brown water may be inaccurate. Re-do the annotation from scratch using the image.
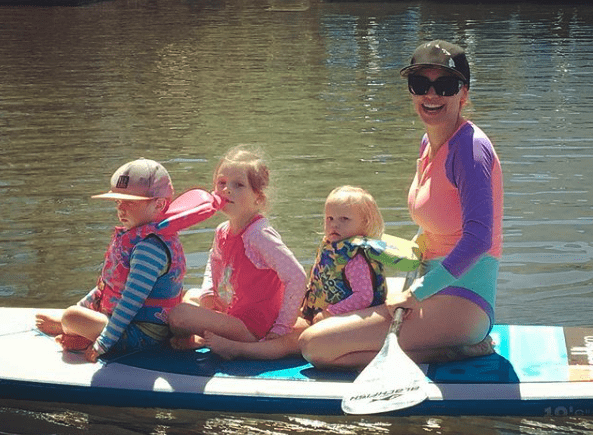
[1,0,593,433]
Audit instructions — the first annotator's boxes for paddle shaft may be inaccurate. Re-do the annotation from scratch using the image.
[389,307,405,336]
[389,269,417,335]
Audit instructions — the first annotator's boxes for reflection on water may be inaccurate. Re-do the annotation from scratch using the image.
[4,400,593,434]
[1,0,593,433]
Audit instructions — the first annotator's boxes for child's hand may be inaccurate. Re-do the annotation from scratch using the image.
[312,310,331,324]
[264,332,281,341]
[200,294,228,312]
[84,345,100,363]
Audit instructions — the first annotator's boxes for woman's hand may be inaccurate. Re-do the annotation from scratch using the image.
[385,288,419,318]
[412,233,428,255]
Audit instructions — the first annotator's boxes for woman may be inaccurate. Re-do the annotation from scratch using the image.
[298,40,503,368]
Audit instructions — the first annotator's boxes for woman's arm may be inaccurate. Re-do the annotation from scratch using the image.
[411,133,497,301]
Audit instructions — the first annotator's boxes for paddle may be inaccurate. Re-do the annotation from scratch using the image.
[341,276,429,415]
[157,188,225,234]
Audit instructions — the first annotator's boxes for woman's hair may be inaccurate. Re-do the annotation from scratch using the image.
[214,145,270,207]
[325,185,384,239]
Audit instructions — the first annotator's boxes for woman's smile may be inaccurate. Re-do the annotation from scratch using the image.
[421,102,445,113]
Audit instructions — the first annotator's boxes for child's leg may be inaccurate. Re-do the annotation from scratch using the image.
[204,317,310,361]
[182,289,227,311]
[35,310,65,336]
[169,302,257,350]
[204,331,300,360]
[59,306,109,343]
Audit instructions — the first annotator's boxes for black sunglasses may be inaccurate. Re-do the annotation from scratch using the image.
[408,75,465,97]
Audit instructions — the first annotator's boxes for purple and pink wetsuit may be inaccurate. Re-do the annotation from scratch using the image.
[407,121,503,327]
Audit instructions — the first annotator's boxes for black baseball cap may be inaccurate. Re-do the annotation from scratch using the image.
[400,40,470,87]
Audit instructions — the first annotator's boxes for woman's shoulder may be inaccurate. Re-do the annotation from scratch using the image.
[453,121,491,145]
[467,121,491,141]
[450,121,495,156]
[447,122,500,181]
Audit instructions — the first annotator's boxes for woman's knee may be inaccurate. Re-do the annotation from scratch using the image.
[298,326,345,368]
[298,328,325,366]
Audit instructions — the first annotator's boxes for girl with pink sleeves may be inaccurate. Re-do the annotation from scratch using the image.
[168,146,307,349]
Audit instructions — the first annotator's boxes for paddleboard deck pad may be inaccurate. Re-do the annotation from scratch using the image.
[1,307,593,417]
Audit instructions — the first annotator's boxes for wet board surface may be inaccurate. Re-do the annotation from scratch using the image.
[1,307,593,417]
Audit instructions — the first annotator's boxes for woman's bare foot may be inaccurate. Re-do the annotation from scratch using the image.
[35,313,64,336]
[411,335,495,364]
[204,331,242,360]
[56,334,93,351]
[441,335,495,362]
[170,334,206,350]
[457,335,495,358]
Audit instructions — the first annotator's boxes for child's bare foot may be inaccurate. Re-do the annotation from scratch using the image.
[170,334,206,350]
[204,331,241,360]
[35,313,63,336]
[56,334,93,351]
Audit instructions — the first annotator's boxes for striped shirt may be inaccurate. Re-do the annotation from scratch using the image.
[79,236,168,354]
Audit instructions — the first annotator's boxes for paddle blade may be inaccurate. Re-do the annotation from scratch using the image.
[341,332,429,415]
[157,189,225,234]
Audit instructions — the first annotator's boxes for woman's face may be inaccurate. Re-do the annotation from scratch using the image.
[410,68,468,128]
